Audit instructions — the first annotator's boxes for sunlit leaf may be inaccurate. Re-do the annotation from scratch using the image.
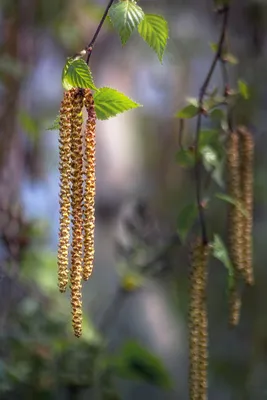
[112,341,172,389]
[138,14,169,62]
[93,87,141,120]
[238,79,249,100]
[177,203,198,243]
[175,104,198,119]
[62,58,97,90]
[215,193,248,217]
[109,0,145,45]
[212,234,234,289]
[201,145,224,188]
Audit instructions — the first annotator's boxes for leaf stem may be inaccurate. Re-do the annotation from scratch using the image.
[86,0,116,65]
[194,6,230,245]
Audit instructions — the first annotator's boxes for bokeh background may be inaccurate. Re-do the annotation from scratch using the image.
[1,0,267,399]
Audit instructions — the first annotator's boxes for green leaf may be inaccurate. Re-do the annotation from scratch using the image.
[19,111,39,141]
[175,104,199,119]
[93,87,141,120]
[62,58,97,90]
[238,79,249,100]
[177,203,198,243]
[112,341,172,389]
[210,108,225,122]
[138,14,169,62]
[212,234,234,289]
[199,129,219,148]
[109,0,145,45]
[223,53,238,65]
[201,145,224,188]
[175,148,195,168]
[215,193,248,217]
[47,115,60,131]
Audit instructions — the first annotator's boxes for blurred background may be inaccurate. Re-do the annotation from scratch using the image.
[1,0,267,399]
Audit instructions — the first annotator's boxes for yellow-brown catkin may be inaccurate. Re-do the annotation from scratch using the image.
[83,89,96,281]
[228,282,241,327]
[238,126,254,286]
[70,90,84,338]
[58,89,76,293]
[189,238,209,400]
[227,131,245,277]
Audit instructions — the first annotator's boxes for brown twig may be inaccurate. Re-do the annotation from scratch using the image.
[194,6,230,244]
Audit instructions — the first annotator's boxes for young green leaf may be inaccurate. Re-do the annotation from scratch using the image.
[201,145,224,188]
[215,193,249,217]
[212,234,234,289]
[177,203,198,243]
[199,129,219,148]
[238,79,249,100]
[138,14,169,62]
[175,104,199,119]
[109,0,145,45]
[223,53,238,65]
[47,115,60,131]
[62,58,97,90]
[175,148,195,168]
[112,340,172,389]
[93,87,141,120]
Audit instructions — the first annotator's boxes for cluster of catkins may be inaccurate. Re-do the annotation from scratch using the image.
[227,126,254,326]
[58,88,96,338]
[188,126,254,400]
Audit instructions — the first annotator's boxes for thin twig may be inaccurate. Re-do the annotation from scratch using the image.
[194,6,230,244]
[86,0,116,64]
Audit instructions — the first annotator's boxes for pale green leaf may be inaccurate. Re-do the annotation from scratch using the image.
[238,79,249,100]
[175,104,198,119]
[177,203,198,243]
[138,14,169,62]
[201,145,224,188]
[93,87,141,120]
[215,193,248,217]
[47,115,60,131]
[212,234,234,289]
[62,58,97,90]
[109,0,145,45]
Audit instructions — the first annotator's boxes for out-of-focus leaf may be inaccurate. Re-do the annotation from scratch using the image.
[238,79,250,100]
[138,14,169,62]
[177,203,198,243]
[215,193,248,217]
[223,53,238,65]
[109,0,145,45]
[212,234,234,289]
[175,148,195,168]
[199,129,219,148]
[175,104,198,119]
[19,111,39,142]
[93,87,141,120]
[201,145,224,188]
[210,108,225,123]
[112,341,172,389]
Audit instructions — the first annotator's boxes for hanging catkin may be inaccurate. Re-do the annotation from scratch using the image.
[238,126,254,286]
[70,90,84,338]
[83,89,96,281]
[189,237,209,400]
[58,89,76,293]
[228,283,241,327]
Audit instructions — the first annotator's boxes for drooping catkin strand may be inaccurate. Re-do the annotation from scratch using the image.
[228,280,241,327]
[58,89,76,293]
[70,90,84,338]
[189,238,209,400]
[238,126,254,286]
[83,89,96,281]
[227,131,246,281]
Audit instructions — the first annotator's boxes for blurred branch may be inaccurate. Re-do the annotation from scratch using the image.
[194,5,230,244]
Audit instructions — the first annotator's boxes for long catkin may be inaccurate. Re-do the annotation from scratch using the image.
[58,89,76,293]
[70,90,84,338]
[238,126,254,286]
[83,89,96,281]
[189,238,209,400]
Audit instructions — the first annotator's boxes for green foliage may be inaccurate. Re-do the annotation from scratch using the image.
[175,148,195,168]
[109,0,145,45]
[62,58,97,90]
[238,79,250,100]
[177,203,198,243]
[215,193,249,217]
[175,104,199,119]
[200,145,224,188]
[112,341,172,389]
[19,111,40,142]
[212,234,234,289]
[47,115,60,131]
[138,14,169,62]
[93,87,141,120]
